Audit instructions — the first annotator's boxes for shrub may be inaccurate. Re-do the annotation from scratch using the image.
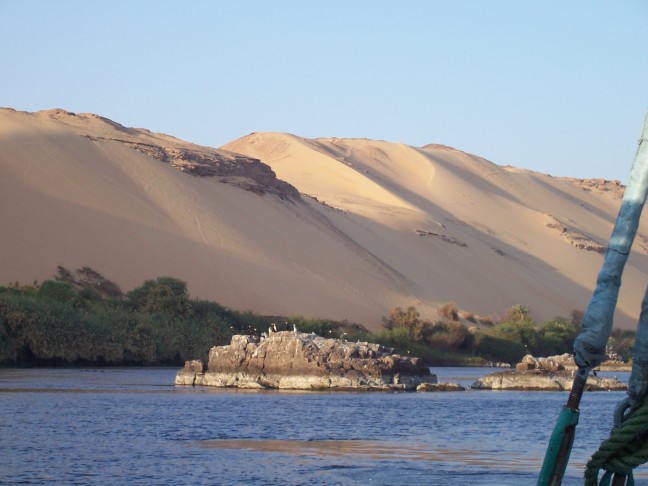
[55,266,122,299]
[126,277,191,317]
[383,306,421,330]
[374,326,414,348]
[489,321,539,354]
[37,280,82,306]
[438,301,459,321]
[501,304,534,327]
[538,318,577,355]
[474,333,526,363]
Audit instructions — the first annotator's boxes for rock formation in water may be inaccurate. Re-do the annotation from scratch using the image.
[175,331,438,390]
[515,353,630,372]
[470,353,628,391]
[416,383,465,392]
[472,368,626,391]
[515,353,575,372]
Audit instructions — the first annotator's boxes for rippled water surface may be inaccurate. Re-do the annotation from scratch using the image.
[1,367,646,485]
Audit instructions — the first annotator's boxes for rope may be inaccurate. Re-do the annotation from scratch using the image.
[584,397,648,485]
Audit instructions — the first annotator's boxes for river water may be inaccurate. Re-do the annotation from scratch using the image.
[1,367,646,485]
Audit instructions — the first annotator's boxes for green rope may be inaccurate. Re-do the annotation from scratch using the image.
[584,398,648,485]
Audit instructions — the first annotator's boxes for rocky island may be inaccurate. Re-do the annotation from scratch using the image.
[471,354,627,391]
[176,331,440,391]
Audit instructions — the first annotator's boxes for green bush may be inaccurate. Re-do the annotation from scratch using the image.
[490,321,539,353]
[538,318,577,356]
[126,276,191,317]
[474,333,526,363]
[502,304,534,326]
[37,280,81,305]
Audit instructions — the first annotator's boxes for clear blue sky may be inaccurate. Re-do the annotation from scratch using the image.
[2,1,647,182]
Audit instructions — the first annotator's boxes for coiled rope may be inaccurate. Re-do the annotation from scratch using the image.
[584,397,648,485]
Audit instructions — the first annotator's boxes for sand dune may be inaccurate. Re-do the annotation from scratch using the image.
[224,133,648,329]
[1,108,646,329]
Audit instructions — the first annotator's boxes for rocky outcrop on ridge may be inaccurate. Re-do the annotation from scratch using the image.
[545,214,606,253]
[175,331,438,390]
[562,177,625,199]
[25,108,301,200]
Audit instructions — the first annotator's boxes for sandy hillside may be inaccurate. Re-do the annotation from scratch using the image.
[1,108,646,330]
[224,132,648,329]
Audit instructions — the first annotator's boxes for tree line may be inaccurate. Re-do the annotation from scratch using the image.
[0,268,634,367]
[377,303,634,365]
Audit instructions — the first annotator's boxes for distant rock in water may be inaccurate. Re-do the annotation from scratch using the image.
[515,353,630,373]
[471,353,628,391]
[176,332,438,391]
[416,383,465,392]
[472,370,626,391]
[515,353,575,372]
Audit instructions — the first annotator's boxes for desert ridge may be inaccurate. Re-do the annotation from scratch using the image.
[1,107,646,329]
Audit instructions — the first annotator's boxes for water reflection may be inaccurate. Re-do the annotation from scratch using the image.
[200,438,544,470]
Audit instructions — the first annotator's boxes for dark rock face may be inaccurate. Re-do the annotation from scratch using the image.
[94,138,300,200]
[32,108,301,201]
[545,215,606,253]
[562,176,624,199]
[176,332,438,390]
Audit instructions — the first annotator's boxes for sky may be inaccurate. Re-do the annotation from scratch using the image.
[1,1,647,182]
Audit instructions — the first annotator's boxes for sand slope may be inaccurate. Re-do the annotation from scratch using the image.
[1,108,646,329]
[224,133,648,329]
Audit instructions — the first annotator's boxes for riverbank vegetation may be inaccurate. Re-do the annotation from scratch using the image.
[0,269,634,367]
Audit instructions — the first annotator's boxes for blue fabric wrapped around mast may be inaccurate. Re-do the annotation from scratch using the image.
[627,287,648,410]
[573,114,648,370]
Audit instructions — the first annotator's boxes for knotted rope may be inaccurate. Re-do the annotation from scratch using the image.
[584,283,648,485]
